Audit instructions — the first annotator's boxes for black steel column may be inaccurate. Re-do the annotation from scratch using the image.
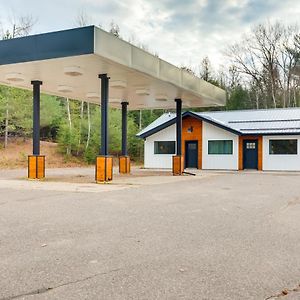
[121,101,128,156]
[99,74,110,156]
[175,98,182,155]
[31,81,42,156]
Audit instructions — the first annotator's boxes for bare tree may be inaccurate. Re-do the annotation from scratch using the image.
[1,14,36,39]
[200,56,212,81]
[180,66,195,75]
[74,10,93,154]
[75,9,92,27]
[1,15,36,147]
[77,101,84,155]
[66,98,72,156]
[227,21,300,108]
[228,65,240,90]
[109,20,120,38]
[85,103,91,150]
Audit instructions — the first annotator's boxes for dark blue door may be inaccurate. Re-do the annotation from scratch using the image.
[185,141,198,168]
[243,140,258,169]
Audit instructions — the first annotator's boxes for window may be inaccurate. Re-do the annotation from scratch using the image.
[154,141,175,154]
[208,140,233,155]
[269,139,297,155]
[246,142,256,149]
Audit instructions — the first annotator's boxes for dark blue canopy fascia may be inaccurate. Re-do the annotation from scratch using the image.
[0,26,95,65]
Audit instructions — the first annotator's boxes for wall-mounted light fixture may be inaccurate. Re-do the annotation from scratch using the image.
[187,126,193,133]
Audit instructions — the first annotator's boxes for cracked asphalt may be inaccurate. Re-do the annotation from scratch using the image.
[0,169,300,299]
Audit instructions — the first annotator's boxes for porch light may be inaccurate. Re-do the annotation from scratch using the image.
[64,66,83,77]
[57,85,74,93]
[5,72,25,82]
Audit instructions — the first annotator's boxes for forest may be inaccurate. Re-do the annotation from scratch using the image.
[0,16,299,163]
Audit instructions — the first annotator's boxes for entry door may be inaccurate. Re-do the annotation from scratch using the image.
[185,141,198,168]
[243,140,258,169]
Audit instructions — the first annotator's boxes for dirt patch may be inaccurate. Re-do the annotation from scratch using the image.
[0,138,88,169]
[0,138,143,170]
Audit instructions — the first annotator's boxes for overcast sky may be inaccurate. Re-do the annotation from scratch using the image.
[0,0,299,72]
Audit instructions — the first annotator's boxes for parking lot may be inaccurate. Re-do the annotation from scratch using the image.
[0,168,300,300]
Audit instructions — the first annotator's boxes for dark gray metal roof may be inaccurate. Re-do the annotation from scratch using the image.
[137,108,300,138]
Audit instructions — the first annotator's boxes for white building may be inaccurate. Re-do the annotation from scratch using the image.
[137,108,300,171]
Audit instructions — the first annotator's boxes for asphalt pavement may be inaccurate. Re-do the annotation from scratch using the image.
[0,169,299,299]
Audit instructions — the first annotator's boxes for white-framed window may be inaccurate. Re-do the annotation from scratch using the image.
[269,139,297,155]
[154,141,175,154]
[208,140,233,155]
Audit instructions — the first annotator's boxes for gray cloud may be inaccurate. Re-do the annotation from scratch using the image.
[0,0,299,70]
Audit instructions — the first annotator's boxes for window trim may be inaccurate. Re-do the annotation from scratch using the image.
[269,139,298,155]
[208,140,233,155]
[154,141,176,155]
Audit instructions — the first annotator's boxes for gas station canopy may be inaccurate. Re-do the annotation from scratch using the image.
[0,25,226,110]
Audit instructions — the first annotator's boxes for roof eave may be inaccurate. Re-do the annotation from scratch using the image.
[136,117,176,139]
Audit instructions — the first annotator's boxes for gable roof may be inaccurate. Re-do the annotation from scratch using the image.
[137,107,300,138]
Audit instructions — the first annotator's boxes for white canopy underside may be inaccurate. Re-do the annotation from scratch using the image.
[0,27,226,110]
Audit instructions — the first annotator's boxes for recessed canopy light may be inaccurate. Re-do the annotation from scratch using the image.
[136,88,150,96]
[58,85,74,93]
[136,103,145,108]
[110,80,127,89]
[109,98,121,104]
[64,66,83,77]
[86,92,99,100]
[5,73,24,82]
[155,94,168,102]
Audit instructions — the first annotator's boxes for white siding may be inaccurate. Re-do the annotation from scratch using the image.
[144,124,176,169]
[263,136,300,171]
[202,122,239,170]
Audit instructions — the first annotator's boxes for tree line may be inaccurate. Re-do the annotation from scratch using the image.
[0,15,299,162]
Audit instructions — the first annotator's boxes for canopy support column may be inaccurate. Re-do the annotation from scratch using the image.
[28,80,45,179]
[172,98,183,175]
[119,101,130,174]
[96,74,113,182]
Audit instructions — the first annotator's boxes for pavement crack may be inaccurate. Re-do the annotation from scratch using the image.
[265,282,300,299]
[0,288,53,300]
[0,268,122,300]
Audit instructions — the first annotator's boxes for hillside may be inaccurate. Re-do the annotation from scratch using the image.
[0,138,88,169]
